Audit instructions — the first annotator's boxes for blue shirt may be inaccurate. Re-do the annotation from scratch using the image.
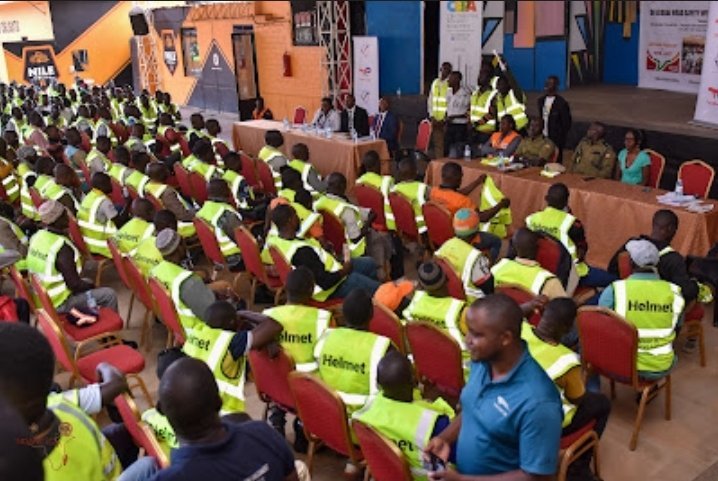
[457,346,562,476]
[150,421,295,481]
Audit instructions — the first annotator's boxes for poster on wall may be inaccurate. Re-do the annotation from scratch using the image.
[439,1,482,86]
[693,1,718,126]
[162,30,178,75]
[639,1,710,93]
[353,36,379,115]
[22,46,57,84]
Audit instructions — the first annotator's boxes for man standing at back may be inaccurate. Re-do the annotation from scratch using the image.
[428,62,452,158]
[537,75,571,161]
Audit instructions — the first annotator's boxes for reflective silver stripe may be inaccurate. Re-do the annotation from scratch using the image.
[84,237,111,248]
[614,281,627,316]
[669,283,684,329]
[369,336,391,397]
[337,391,369,406]
[461,248,481,295]
[638,343,674,356]
[298,212,320,238]
[444,301,466,349]
[414,409,437,454]
[216,378,245,400]
[558,214,576,257]
[206,332,233,368]
[545,353,580,379]
[530,270,553,295]
[295,361,319,372]
[637,327,676,337]
[316,309,331,336]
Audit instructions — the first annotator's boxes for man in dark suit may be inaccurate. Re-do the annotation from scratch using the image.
[339,93,370,137]
[371,97,399,152]
[537,75,572,162]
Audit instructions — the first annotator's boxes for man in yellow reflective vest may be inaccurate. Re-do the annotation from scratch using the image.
[113,198,155,255]
[288,143,327,194]
[599,239,685,378]
[391,157,430,238]
[494,75,528,132]
[196,179,243,269]
[133,209,176,277]
[470,63,498,145]
[0,201,29,271]
[145,162,197,239]
[258,130,289,191]
[428,61,452,158]
[522,298,610,481]
[78,172,131,259]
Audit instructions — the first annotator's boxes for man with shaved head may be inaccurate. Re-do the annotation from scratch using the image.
[424,294,562,480]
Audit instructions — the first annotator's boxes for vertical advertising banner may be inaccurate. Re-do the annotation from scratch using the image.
[161,30,178,75]
[353,36,379,115]
[439,1,483,87]
[693,1,718,126]
[639,1,710,93]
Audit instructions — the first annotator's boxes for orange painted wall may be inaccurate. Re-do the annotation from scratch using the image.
[3,1,133,85]
[155,1,326,118]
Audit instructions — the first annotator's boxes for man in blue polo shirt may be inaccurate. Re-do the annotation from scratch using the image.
[424,294,563,480]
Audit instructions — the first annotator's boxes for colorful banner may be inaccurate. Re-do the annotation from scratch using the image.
[22,45,58,84]
[439,1,482,86]
[693,1,718,126]
[639,1,711,93]
[162,30,178,75]
[353,36,379,115]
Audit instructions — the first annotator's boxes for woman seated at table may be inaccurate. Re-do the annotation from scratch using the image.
[479,115,521,158]
[616,128,651,185]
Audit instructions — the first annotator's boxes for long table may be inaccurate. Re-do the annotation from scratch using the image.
[426,158,718,268]
[232,119,390,189]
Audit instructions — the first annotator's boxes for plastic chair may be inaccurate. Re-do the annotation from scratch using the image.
[534,234,572,286]
[173,163,193,199]
[683,301,707,367]
[148,277,187,347]
[107,239,136,324]
[9,266,36,315]
[354,184,388,231]
[405,321,464,402]
[114,393,169,468]
[369,301,406,354]
[617,251,633,279]
[110,177,126,205]
[79,131,92,152]
[422,201,453,250]
[248,347,296,420]
[415,119,432,153]
[558,420,600,481]
[353,420,413,481]
[256,159,278,196]
[577,306,671,450]
[125,184,141,201]
[318,209,346,257]
[496,283,542,326]
[188,172,208,204]
[123,257,160,350]
[644,149,665,189]
[388,191,420,242]
[145,191,164,211]
[289,372,363,474]
[240,153,260,188]
[293,106,307,125]
[29,186,43,209]
[678,159,714,198]
[193,217,226,267]
[434,257,467,301]
[67,213,111,286]
[36,309,152,404]
[234,226,284,308]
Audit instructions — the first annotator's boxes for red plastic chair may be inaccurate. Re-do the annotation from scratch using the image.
[415,119,432,153]
[248,347,296,419]
[318,209,346,257]
[193,217,226,266]
[293,106,307,125]
[435,257,467,301]
[123,257,159,350]
[125,184,141,201]
[67,212,112,285]
[289,372,363,474]
[405,321,464,403]
[617,251,633,279]
[107,239,136,321]
[577,307,671,451]
[29,186,43,209]
[145,191,164,211]
[256,158,278,196]
[30,274,123,342]
[148,277,187,347]
[114,393,169,468]
[188,172,208,204]
[496,283,542,326]
[240,153,260,188]
[644,149,665,189]
[369,301,406,353]
[422,201,453,250]
[110,177,126,205]
[79,131,92,153]
[353,420,413,481]
[682,301,707,367]
[9,266,36,315]
[354,184,388,231]
[388,191,420,241]
[678,159,714,198]
[558,420,600,481]
[173,163,193,199]
[36,309,152,404]
[234,226,284,308]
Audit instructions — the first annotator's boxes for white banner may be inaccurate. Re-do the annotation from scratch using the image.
[639,1,710,93]
[353,36,379,115]
[693,2,718,126]
[439,1,482,87]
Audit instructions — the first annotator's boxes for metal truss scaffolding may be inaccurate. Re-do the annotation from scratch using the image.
[134,4,161,93]
[317,0,351,109]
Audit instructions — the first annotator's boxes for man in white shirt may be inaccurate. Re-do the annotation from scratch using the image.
[444,71,472,157]
[312,97,341,132]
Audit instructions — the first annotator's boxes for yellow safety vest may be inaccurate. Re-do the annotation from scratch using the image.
[196,200,241,257]
[525,206,588,277]
[133,236,163,277]
[314,194,366,257]
[263,304,331,372]
[435,237,488,301]
[288,159,317,193]
[430,78,449,120]
[27,230,81,309]
[356,172,395,231]
[150,260,199,330]
[391,181,428,234]
[182,154,217,181]
[470,88,497,133]
[403,290,466,349]
[0,156,19,202]
[491,258,556,295]
[0,216,28,270]
[495,89,528,131]
[114,217,155,254]
[77,188,117,258]
[479,176,511,238]
[141,408,177,458]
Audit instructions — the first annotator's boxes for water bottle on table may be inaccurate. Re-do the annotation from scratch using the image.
[463,144,471,161]
[283,117,290,130]
[351,128,358,143]
[675,178,684,196]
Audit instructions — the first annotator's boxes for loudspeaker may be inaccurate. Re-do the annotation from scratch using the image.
[129,11,149,36]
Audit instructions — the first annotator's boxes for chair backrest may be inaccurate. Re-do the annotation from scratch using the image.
[678,159,715,199]
[435,257,466,301]
[293,106,307,125]
[110,177,126,205]
[193,217,226,266]
[173,163,193,199]
[240,153,260,188]
[415,119,432,153]
[145,192,164,211]
[248,347,296,412]
[617,251,633,279]
[353,420,413,481]
[188,172,208,204]
[535,233,572,288]
[107,238,132,289]
[30,273,63,326]
[354,184,387,231]
[114,393,170,468]
[388,191,419,240]
[405,321,464,398]
[148,277,186,345]
[235,226,270,285]
[125,184,141,201]
[496,283,541,326]
[35,309,78,376]
[29,187,43,209]
[422,201,453,249]
[577,307,637,385]
[319,209,345,256]
[67,213,91,257]
[369,302,406,353]
[256,159,278,196]
[269,245,292,286]
[289,372,361,461]
[9,266,36,313]
[123,257,155,313]
[644,149,665,189]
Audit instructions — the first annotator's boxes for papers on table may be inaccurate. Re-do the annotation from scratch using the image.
[656,192,715,213]
[540,170,562,178]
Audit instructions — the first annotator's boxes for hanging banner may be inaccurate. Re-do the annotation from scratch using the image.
[161,30,178,75]
[693,2,718,126]
[639,1,710,93]
[439,1,483,87]
[22,45,58,84]
[353,36,379,115]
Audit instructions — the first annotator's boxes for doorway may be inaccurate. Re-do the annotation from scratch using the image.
[232,27,259,120]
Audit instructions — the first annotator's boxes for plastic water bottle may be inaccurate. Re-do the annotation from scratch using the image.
[498,152,505,170]
[351,128,358,143]
[283,117,290,130]
[370,130,376,141]
[463,144,471,161]
[675,178,684,196]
